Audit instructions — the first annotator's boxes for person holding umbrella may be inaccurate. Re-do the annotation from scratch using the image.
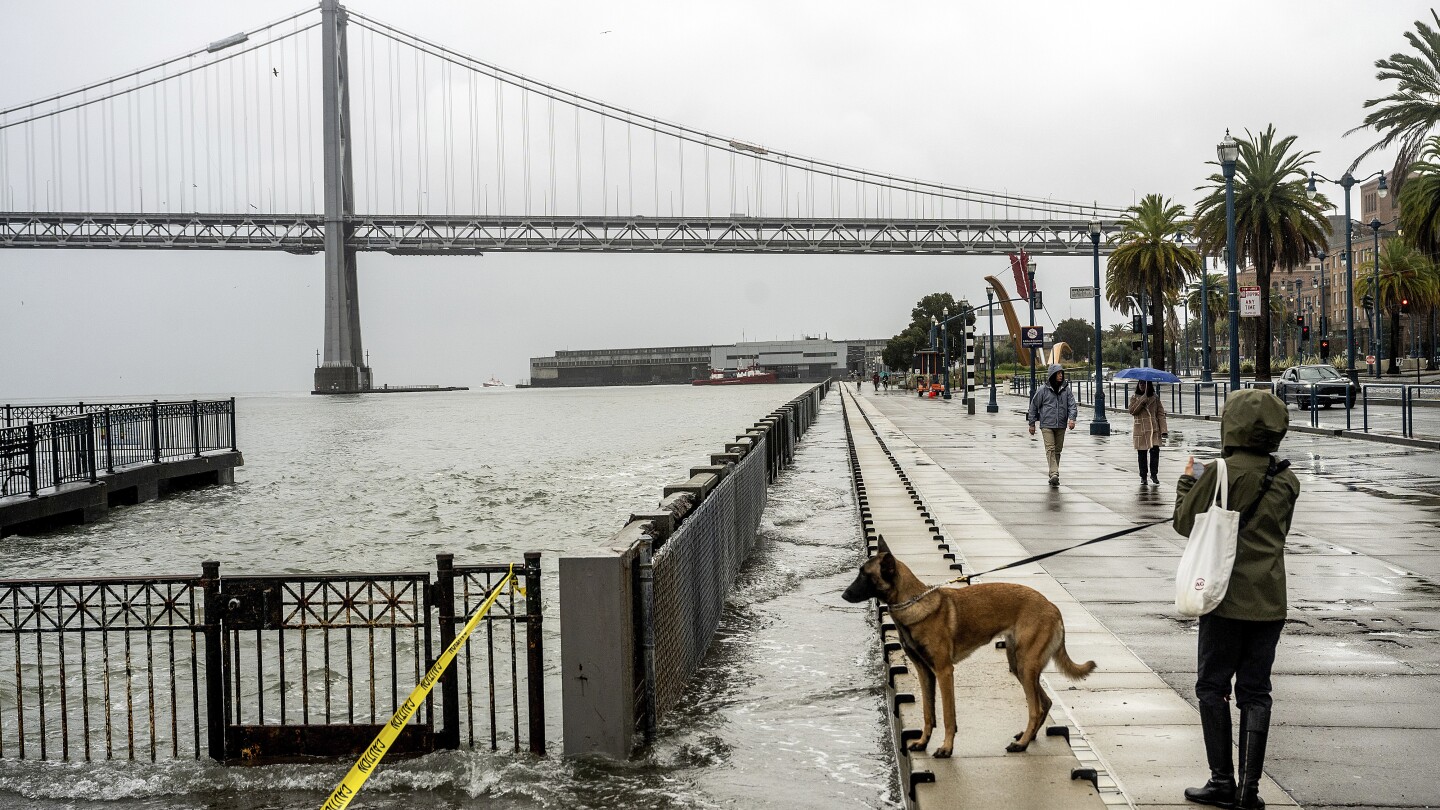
[1115,368,1180,486]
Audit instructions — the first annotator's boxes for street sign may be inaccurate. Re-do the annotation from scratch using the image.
[1021,326,1045,348]
[1070,285,1096,299]
[1366,355,1376,365]
[1240,286,1261,317]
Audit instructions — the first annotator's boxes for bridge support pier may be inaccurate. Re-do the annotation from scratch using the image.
[313,0,370,394]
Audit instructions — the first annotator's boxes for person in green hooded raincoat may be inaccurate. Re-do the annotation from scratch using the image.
[1172,388,1300,810]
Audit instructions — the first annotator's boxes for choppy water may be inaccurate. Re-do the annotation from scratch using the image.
[0,387,895,809]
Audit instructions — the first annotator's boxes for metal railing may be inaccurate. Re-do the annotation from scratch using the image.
[0,400,236,498]
[0,555,544,763]
[1013,376,1438,440]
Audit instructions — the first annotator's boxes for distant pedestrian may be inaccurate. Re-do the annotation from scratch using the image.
[856,373,863,392]
[872,371,880,391]
[881,371,890,391]
[1128,381,1169,486]
[1026,364,1077,487]
[1175,389,1299,810]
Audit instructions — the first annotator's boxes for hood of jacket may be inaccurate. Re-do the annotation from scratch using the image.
[1221,388,1289,453]
[1046,363,1065,387]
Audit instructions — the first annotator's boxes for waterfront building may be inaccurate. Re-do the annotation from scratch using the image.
[528,337,887,387]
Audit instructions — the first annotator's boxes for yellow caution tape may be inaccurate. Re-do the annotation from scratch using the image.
[320,565,518,810]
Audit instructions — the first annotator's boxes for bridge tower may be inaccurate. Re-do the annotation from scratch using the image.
[313,0,371,393]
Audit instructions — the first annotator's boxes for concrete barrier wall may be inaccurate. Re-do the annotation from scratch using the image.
[559,380,830,758]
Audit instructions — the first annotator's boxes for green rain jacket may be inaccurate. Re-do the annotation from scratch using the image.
[1173,389,1301,621]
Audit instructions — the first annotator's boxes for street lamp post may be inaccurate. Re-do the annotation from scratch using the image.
[942,306,952,398]
[1088,218,1109,435]
[987,288,1000,413]
[1317,250,1328,341]
[1308,168,1386,389]
[1183,287,1191,376]
[1370,218,1383,377]
[1027,261,1038,394]
[1219,130,1241,391]
[1200,253,1212,382]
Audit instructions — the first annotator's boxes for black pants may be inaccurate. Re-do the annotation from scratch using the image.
[1196,614,1284,711]
[1137,447,1160,478]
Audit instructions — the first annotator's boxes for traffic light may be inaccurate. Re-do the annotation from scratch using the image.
[1295,314,1304,326]
[1132,314,1143,333]
[1362,293,1374,310]
[1320,338,1331,359]
[1302,325,1310,341]
[1401,297,1412,314]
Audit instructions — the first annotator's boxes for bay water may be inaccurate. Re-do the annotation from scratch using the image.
[0,386,896,809]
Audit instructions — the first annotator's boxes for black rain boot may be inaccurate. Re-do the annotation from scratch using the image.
[1150,447,1161,485]
[1138,450,1149,486]
[1235,705,1270,809]
[1184,701,1237,807]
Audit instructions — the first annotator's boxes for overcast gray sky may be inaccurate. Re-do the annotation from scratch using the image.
[1,0,1432,399]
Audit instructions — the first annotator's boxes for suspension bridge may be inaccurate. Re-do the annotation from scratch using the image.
[0,1,1125,392]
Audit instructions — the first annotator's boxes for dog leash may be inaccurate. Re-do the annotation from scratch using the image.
[955,518,1174,583]
[890,518,1176,610]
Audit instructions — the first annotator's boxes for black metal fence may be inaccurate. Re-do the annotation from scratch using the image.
[0,554,544,764]
[0,400,236,498]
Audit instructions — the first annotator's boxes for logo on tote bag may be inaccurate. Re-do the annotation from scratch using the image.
[1194,578,1206,590]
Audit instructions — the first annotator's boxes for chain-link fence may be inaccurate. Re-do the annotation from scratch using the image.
[648,434,767,717]
[558,380,830,758]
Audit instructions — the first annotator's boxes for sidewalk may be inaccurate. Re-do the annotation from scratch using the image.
[860,389,1440,810]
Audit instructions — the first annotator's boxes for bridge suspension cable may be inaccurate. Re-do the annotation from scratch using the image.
[346,9,1126,220]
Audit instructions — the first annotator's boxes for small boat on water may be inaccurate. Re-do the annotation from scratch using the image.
[692,366,777,385]
[482,377,507,388]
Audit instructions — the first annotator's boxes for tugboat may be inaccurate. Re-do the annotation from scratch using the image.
[482,377,507,388]
[692,365,777,385]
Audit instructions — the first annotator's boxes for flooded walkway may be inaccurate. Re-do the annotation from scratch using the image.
[862,388,1440,810]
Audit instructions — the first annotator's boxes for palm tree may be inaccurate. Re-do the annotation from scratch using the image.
[1194,126,1331,381]
[1351,10,1440,198]
[1355,239,1440,373]
[1185,273,1228,373]
[1400,136,1440,250]
[1398,136,1440,368]
[1105,194,1201,370]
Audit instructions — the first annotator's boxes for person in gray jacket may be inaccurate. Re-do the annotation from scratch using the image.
[1026,363,1078,486]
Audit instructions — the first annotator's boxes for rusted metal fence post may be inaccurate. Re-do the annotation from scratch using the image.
[201,561,226,762]
[150,401,161,464]
[191,400,201,457]
[524,551,546,755]
[26,421,38,498]
[434,553,460,750]
[103,408,115,474]
[85,414,98,484]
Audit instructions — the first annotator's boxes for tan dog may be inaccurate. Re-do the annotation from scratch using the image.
[842,540,1096,757]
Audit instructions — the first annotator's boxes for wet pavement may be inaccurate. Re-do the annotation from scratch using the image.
[863,389,1440,810]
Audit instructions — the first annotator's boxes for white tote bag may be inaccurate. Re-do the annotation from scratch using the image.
[1175,458,1239,617]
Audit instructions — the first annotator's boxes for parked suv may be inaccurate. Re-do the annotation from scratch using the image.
[1276,364,1357,409]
